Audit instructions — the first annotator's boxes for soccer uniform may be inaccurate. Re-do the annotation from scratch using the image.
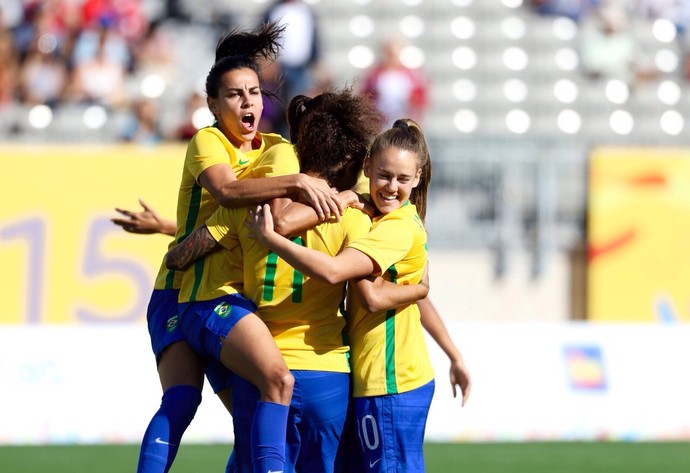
[147,126,287,391]
[205,148,372,473]
[345,201,435,472]
[174,140,295,371]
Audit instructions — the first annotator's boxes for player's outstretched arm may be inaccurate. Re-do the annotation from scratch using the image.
[418,296,472,406]
[112,198,176,236]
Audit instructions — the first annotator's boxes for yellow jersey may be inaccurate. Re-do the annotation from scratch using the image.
[176,140,295,302]
[346,201,434,397]
[206,150,372,372]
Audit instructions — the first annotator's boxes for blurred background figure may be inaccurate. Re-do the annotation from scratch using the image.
[0,6,19,111]
[66,25,128,108]
[172,90,210,141]
[261,0,322,135]
[18,47,67,107]
[529,0,600,22]
[360,35,429,128]
[578,3,659,87]
[120,96,163,144]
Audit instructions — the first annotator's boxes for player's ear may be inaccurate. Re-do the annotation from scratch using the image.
[363,157,371,178]
[412,167,422,188]
[207,96,218,117]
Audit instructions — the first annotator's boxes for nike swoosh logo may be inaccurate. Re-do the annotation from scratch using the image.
[369,457,381,468]
[238,158,250,165]
[154,437,176,446]
[267,470,283,473]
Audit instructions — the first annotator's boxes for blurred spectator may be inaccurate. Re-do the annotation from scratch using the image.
[71,19,131,72]
[18,48,67,106]
[529,0,600,22]
[360,35,429,127]
[131,19,174,77]
[12,0,80,62]
[0,8,18,109]
[172,90,210,141]
[66,24,128,107]
[578,4,659,86]
[80,0,146,41]
[634,0,690,81]
[262,0,321,135]
[0,0,23,30]
[257,56,284,134]
[120,97,163,144]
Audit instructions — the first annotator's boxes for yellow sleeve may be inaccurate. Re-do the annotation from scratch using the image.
[348,213,415,275]
[185,127,236,181]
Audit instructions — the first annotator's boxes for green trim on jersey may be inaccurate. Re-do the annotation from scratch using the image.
[385,265,399,394]
[290,237,304,303]
[262,251,279,301]
[184,183,204,296]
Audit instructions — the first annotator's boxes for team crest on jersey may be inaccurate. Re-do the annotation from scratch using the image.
[166,315,179,333]
[213,301,231,318]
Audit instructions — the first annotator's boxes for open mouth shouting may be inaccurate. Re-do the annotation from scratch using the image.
[241,113,256,133]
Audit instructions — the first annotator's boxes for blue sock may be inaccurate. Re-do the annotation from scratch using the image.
[250,401,288,473]
[137,385,202,473]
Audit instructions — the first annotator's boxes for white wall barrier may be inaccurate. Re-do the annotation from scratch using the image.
[1,322,689,445]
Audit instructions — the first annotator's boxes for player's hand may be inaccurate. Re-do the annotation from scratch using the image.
[112,198,173,235]
[449,354,472,407]
[336,190,376,217]
[297,174,343,221]
[246,204,276,245]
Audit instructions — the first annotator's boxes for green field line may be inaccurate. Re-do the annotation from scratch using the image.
[0,442,688,472]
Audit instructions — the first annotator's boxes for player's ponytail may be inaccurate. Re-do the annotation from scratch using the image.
[205,21,285,99]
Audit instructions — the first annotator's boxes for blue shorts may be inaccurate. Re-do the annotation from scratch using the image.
[147,288,185,360]
[147,289,234,394]
[352,380,435,472]
[178,293,257,363]
[230,370,350,473]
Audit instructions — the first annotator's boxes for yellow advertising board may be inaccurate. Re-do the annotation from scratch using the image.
[588,147,690,322]
[0,144,185,324]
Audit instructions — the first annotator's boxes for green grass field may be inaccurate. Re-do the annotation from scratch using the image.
[0,442,688,472]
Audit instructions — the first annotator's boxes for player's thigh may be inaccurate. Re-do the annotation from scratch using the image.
[157,341,204,390]
[220,312,290,392]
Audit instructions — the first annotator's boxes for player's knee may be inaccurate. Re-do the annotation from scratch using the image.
[263,369,294,405]
[162,384,202,423]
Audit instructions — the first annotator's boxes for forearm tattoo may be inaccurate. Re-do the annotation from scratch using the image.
[167,227,220,270]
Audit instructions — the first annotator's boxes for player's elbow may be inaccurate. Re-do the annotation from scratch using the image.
[217,191,242,208]
[272,215,292,238]
[360,293,388,313]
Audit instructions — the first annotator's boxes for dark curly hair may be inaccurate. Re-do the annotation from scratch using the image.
[205,21,285,99]
[288,87,384,191]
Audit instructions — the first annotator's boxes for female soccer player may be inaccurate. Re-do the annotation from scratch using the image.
[137,22,342,473]
[164,89,433,473]
[248,118,471,472]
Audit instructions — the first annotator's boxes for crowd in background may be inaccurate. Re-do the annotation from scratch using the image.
[0,0,431,143]
[530,0,690,84]
[1,0,689,144]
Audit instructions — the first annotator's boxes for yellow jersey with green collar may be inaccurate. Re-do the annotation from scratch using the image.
[346,201,434,397]
[205,150,373,372]
[155,127,288,291]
